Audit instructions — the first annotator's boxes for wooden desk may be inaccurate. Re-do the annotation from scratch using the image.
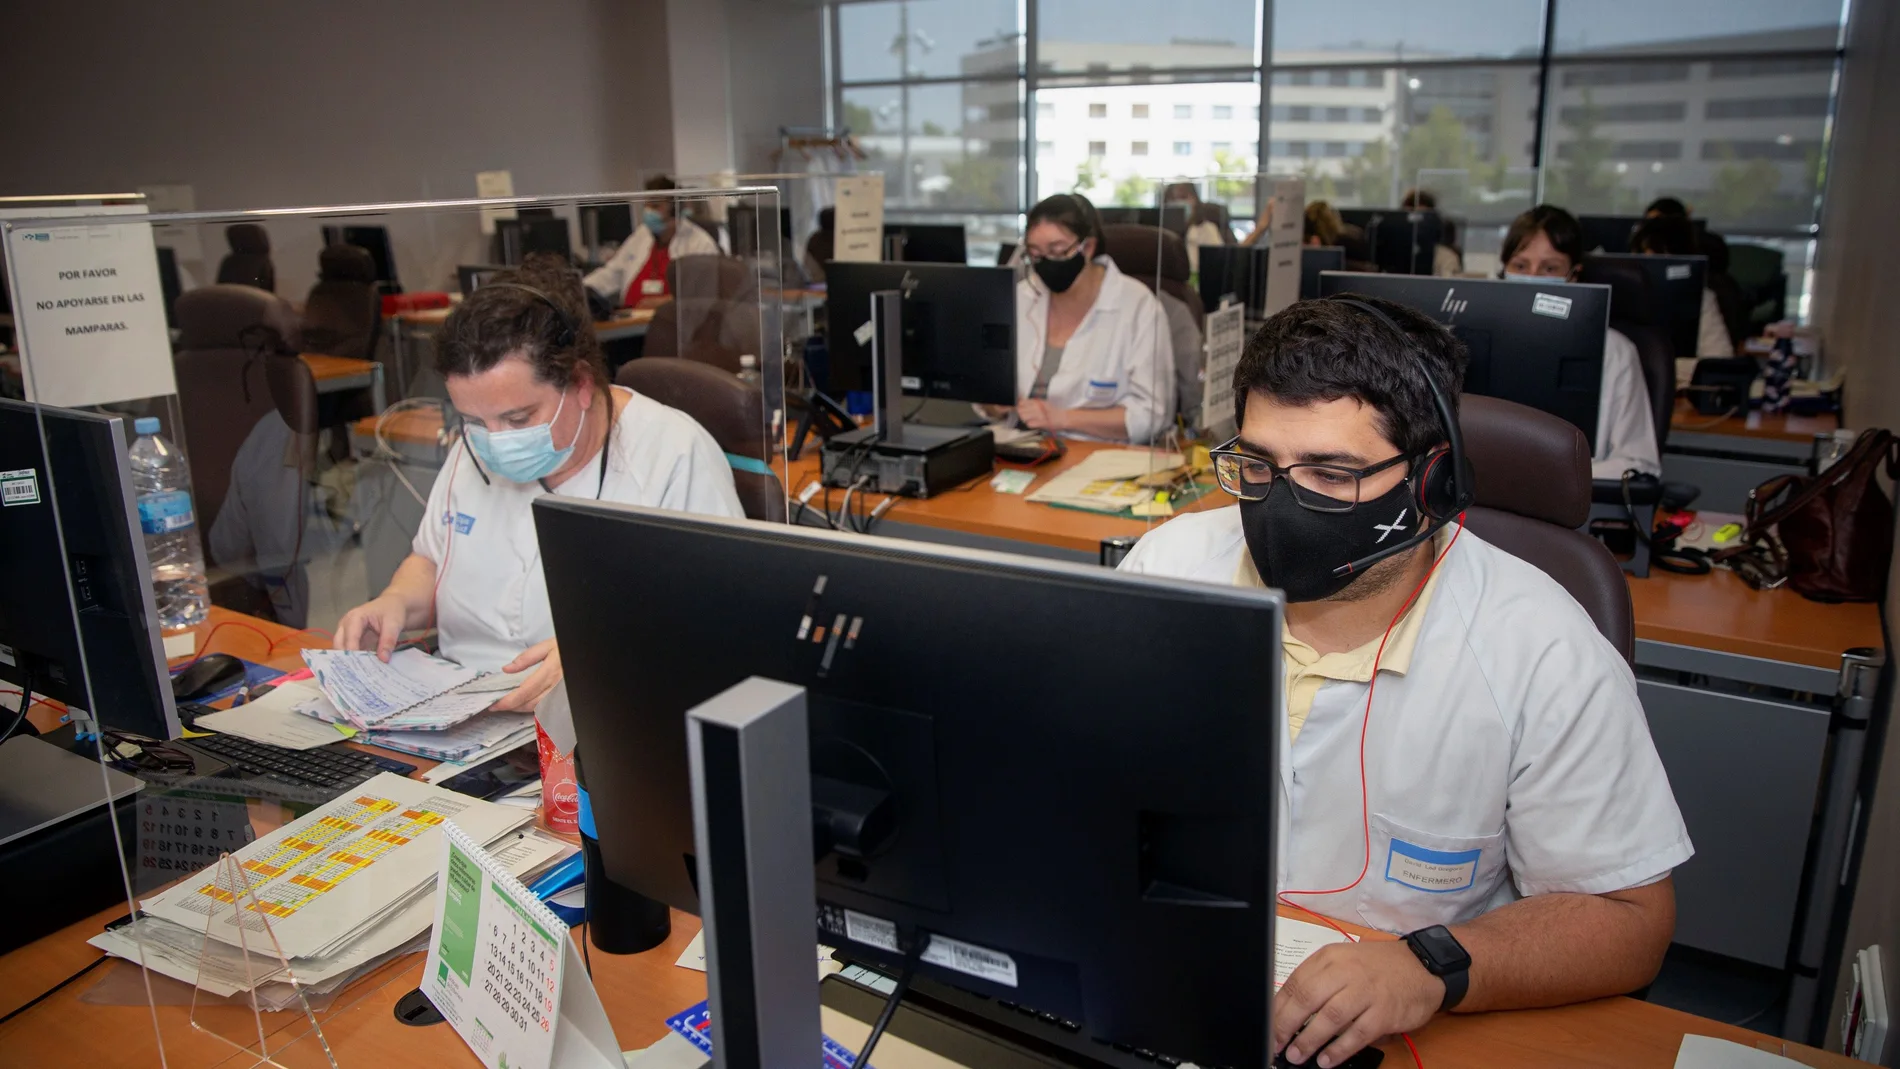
[1670,398,1840,444]
[1630,565,1882,671]
[1663,400,1839,512]
[299,352,385,411]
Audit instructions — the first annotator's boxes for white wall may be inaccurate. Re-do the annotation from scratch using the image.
[1814,0,1900,1059]
[726,0,829,173]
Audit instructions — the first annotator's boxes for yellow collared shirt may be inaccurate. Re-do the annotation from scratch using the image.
[1234,529,1448,741]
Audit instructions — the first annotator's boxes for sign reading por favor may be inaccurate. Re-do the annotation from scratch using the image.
[422,823,621,1069]
[1262,177,1306,320]
[831,174,885,263]
[2,204,178,408]
[1199,302,1247,438]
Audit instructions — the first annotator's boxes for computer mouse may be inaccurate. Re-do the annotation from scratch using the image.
[172,653,246,701]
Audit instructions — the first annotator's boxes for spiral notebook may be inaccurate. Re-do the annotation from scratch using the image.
[421,823,622,1069]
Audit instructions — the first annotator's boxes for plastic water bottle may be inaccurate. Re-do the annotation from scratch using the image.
[736,353,762,387]
[127,417,209,630]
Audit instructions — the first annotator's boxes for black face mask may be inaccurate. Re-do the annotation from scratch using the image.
[1033,249,1089,293]
[1238,473,1421,602]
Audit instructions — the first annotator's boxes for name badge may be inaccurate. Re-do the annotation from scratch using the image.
[442,511,476,535]
[1085,379,1118,405]
[641,279,665,295]
[1384,838,1481,893]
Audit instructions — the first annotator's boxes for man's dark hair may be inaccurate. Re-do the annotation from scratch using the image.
[1234,295,1467,454]
[1630,214,1699,257]
[1501,204,1585,268]
[645,174,679,193]
[435,253,607,393]
[1400,188,1437,210]
[1026,192,1104,247]
[1644,196,1688,218]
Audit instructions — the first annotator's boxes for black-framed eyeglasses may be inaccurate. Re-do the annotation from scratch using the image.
[1209,437,1413,511]
[1022,239,1086,265]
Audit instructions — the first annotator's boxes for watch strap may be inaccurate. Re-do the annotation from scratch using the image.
[1404,926,1470,1012]
[1437,960,1468,1011]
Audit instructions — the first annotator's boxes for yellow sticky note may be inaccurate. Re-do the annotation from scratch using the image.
[333,724,358,739]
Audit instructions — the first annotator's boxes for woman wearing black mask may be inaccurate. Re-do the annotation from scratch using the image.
[990,193,1172,443]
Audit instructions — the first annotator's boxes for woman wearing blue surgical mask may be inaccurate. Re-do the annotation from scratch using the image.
[1499,205,1661,481]
[582,174,721,311]
[334,254,743,713]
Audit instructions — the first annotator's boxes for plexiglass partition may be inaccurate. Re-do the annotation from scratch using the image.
[0,186,781,1066]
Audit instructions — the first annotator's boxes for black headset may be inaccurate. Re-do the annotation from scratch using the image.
[1323,296,1476,579]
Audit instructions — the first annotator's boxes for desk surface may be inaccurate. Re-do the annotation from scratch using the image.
[1629,565,1883,669]
[1670,399,1840,443]
[299,352,377,384]
[397,306,657,330]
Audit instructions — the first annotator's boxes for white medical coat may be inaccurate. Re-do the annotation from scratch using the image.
[1119,507,1693,933]
[582,218,721,306]
[412,386,744,671]
[1594,327,1662,479]
[1016,256,1174,443]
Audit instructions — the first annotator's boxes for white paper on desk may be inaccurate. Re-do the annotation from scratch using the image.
[139,772,529,960]
[673,929,840,980]
[1275,917,1354,989]
[193,682,351,750]
[302,647,481,725]
[1674,1035,1806,1067]
[370,715,534,762]
[1025,448,1186,512]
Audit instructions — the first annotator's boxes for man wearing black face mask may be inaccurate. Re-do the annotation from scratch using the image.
[1120,297,1689,1068]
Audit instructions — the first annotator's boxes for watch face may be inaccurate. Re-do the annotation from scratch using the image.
[1415,926,1471,971]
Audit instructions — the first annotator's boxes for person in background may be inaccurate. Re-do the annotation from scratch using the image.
[1304,200,1343,247]
[803,206,836,285]
[335,255,742,712]
[1162,182,1229,274]
[1643,196,1689,220]
[1501,205,1661,480]
[983,193,1173,443]
[1120,296,1688,1067]
[583,175,720,311]
[1402,188,1463,278]
[1630,214,1736,357]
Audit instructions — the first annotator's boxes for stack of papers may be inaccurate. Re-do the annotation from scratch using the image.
[90,773,572,1005]
[369,713,536,763]
[1026,449,1184,514]
[300,649,513,732]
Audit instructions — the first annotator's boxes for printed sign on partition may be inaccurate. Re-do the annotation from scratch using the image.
[1199,302,1247,438]
[3,204,178,408]
[1262,178,1305,319]
[832,174,885,263]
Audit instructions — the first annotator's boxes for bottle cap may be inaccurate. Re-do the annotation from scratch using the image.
[739,354,757,368]
[134,417,161,435]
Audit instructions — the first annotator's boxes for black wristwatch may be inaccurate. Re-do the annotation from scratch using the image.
[1403,925,1472,1011]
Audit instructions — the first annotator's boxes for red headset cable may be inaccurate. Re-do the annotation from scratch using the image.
[1276,514,1466,1069]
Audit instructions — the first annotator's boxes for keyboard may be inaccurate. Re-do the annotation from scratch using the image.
[182,731,417,798]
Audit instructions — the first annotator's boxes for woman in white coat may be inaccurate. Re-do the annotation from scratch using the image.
[582,176,721,311]
[334,255,743,712]
[999,193,1174,444]
[1500,205,1662,481]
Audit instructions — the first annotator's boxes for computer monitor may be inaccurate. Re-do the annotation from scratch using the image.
[579,203,635,257]
[495,217,574,265]
[882,223,967,264]
[536,501,1281,1069]
[456,264,508,297]
[1577,214,1708,256]
[0,399,180,740]
[1318,272,1609,448]
[1198,244,1270,317]
[822,262,1015,405]
[319,225,401,293]
[725,205,793,260]
[1582,253,1707,359]
[1336,208,1441,276]
[1301,245,1345,300]
[995,241,1017,266]
[1094,205,1190,235]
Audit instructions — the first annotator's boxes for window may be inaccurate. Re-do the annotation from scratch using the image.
[1284,141,1311,158]
[1289,105,1312,122]
[1254,105,1262,120]
[1325,107,1349,122]
[1088,102,1107,118]
[1131,141,1150,156]
[1036,0,1260,75]
[1360,107,1384,123]
[1275,0,1544,64]
[1088,141,1107,157]
[1132,103,1150,119]
[1173,141,1193,156]
[1037,140,1055,153]
[1701,139,1824,162]
[1251,141,1260,156]
[1552,0,1845,56]
[1558,102,1686,124]
[1212,141,1233,153]
[1037,101,1054,117]
[1322,141,1348,157]
[842,81,1019,211]
[1213,105,1234,120]
[1174,104,1193,119]
[1706,97,1832,120]
[838,0,1021,80]
[1327,70,1351,87]
[1562,65,1690,88]
[1556,140,1681,161]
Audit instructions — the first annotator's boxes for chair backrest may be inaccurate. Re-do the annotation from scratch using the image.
[614,357,785,522]
[1100,223,1205,330]
[299,244,381,362]
[172,285,301,526]
[1456,394,1635,663]
[216,223,276,292]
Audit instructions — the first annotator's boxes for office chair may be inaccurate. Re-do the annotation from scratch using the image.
[1100,223,1205,331]
[1726,242,1788,329]
[300,244,382,363]
[1457,394,1635,665]
[643,255,763,374]
[615,357,786,523]
[172,285,308,622]
[1699,232,1752,352]
[216,223,277,292]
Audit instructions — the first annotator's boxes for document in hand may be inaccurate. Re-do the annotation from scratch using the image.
[302,648,509,731]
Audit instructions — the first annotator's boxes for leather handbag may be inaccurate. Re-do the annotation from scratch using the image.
[1717,428,1899,602]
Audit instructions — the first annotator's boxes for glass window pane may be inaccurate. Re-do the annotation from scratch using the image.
[845,83,1022,212]
[1272,0,1544,64]
[838,0,1021,82]
[1034,80,1259,206]
[1035,0,1259,75]
[1551,0,1845,56]
[1541,59,1834,230]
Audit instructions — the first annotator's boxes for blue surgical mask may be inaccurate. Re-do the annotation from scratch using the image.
[464,390,577,483]
[642,209,667,235]
[1502,272,1552,284]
